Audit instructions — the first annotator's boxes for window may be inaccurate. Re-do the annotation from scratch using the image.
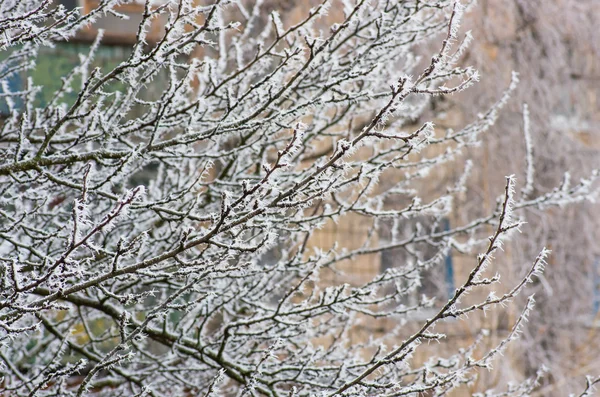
[59,0,78,11]
[0,41,171,121]
[0,65,24,117]
[2,1,173,117]
[441,218,455,299]
[593,258,600,324]
[379,217,455,317]
[1,43,130,113]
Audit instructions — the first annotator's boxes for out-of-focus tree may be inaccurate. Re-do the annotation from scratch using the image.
[451,2,600,394]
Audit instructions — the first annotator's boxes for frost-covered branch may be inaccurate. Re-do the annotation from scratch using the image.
[0,0,597,396]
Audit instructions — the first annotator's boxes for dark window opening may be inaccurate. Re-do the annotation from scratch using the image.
[593,258,600,318]
[379,217,455,309]
[0,68,24,117]
[59,0,79,11]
